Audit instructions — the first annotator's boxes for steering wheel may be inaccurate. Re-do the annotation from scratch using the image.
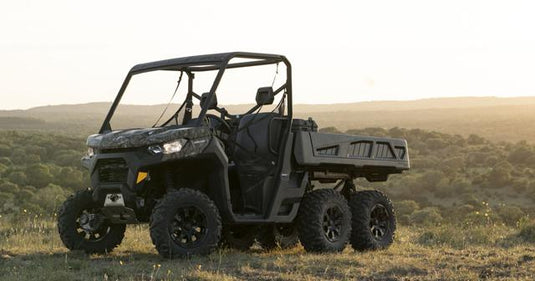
[205,114,232,134]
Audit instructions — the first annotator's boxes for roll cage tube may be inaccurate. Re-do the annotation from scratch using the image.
[99,52,292,134]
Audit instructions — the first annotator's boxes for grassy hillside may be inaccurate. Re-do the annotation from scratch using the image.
[1,97,535,142]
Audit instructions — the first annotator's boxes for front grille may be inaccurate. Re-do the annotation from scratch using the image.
[97,158,128,183]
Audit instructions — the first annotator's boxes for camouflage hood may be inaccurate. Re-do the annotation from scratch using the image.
[86,126,211,149]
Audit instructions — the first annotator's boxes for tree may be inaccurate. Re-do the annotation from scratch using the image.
[0,144,10,157]
[467,134,486,145]
[32,184,69,213]
[441,156,465,175]
[508,145,535,166]
[485,161,513,188]
[25,163,53,188]
[55,167,85,189]
[427,138,448,150]
[0,182,19,194]
[8,171,28,186]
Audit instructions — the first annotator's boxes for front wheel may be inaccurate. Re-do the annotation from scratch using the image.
[349,190,396,251]
[57,189,125,254]
[150,189,222,258]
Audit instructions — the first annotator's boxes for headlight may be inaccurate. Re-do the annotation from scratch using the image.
[148,139,187,155]
[163,139,187,154]
[87,147,95,157]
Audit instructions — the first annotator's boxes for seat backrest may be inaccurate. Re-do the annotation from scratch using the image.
[233,112,279,163]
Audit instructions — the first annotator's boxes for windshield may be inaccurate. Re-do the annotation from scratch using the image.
[109,70,217,130]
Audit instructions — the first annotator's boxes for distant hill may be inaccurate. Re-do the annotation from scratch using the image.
[1,96,535,143]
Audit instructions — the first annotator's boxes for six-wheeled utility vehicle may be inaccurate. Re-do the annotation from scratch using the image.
[58,52,410,258]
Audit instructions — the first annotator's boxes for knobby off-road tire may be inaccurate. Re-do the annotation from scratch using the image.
[150,188,222,258]
[297,189,352,252]
[220,225,257,251]
[58,189,125,254]
[257,223,299,251]
[349,190,396,251]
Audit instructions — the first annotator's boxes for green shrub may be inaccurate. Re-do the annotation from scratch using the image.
[517,222,535,243]
[319,127,341,133]
[511,178,529,193]
[462,194,483,209]
[496,205,525,226]
[0,157,12,166]
[31,184,69,213]
[485,161,513,188]
[395,200,419,224]
[410,207,443,226]
[395,200,419,216]
[463,209,499,226]
[446,204,475,222]
[417,225,500,248]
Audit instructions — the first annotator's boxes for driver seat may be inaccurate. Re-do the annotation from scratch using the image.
[232,112,284,213]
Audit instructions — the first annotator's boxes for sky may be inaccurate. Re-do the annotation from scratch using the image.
[0,0,534,109]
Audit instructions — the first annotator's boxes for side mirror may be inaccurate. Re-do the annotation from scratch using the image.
[200,92,218,110]
[256,87,274,106]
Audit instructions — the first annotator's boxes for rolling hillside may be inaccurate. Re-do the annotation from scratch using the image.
[1,96,535,142]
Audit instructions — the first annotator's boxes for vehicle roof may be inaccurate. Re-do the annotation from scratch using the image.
[130,52,286,73]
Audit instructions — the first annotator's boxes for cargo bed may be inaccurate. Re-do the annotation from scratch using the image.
[293,131,410,182]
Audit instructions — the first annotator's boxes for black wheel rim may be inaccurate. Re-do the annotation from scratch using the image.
[370,204,390,240]
[169,206,208,248]
[322,206,344,242]
[76,209,111,242]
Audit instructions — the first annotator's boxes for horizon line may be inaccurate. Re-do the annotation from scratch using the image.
[2,95,535,111]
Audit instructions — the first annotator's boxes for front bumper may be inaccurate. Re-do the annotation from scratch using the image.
[84,136,212,208]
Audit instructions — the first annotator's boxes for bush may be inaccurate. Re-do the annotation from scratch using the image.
[485,161,513,188]
[395,200,419,224]
[0,157,12,166]
[319,127,341,133]
[0,163,7,175]
[395,200,419,216]
[420,170,445,192]
[409,207,443,226]
[517,222,535,243]
[434,177,472,198]
[446,204,475,222]
[496,205,525,226]
[0,144,11,157]
[31,184,69,213]
[462,206,498,226]
[461,194,484,209]
[512,178,529,193]
[417,225,498,248]
[467,134,486,145]
[427,138,448,150]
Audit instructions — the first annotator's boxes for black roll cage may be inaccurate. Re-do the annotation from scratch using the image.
[99,52,293,134]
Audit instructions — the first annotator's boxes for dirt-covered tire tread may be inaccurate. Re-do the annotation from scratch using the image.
[57,189,125,254]
[349,190,396,252]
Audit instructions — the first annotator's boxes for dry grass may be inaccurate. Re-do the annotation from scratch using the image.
[1,217,535,281]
